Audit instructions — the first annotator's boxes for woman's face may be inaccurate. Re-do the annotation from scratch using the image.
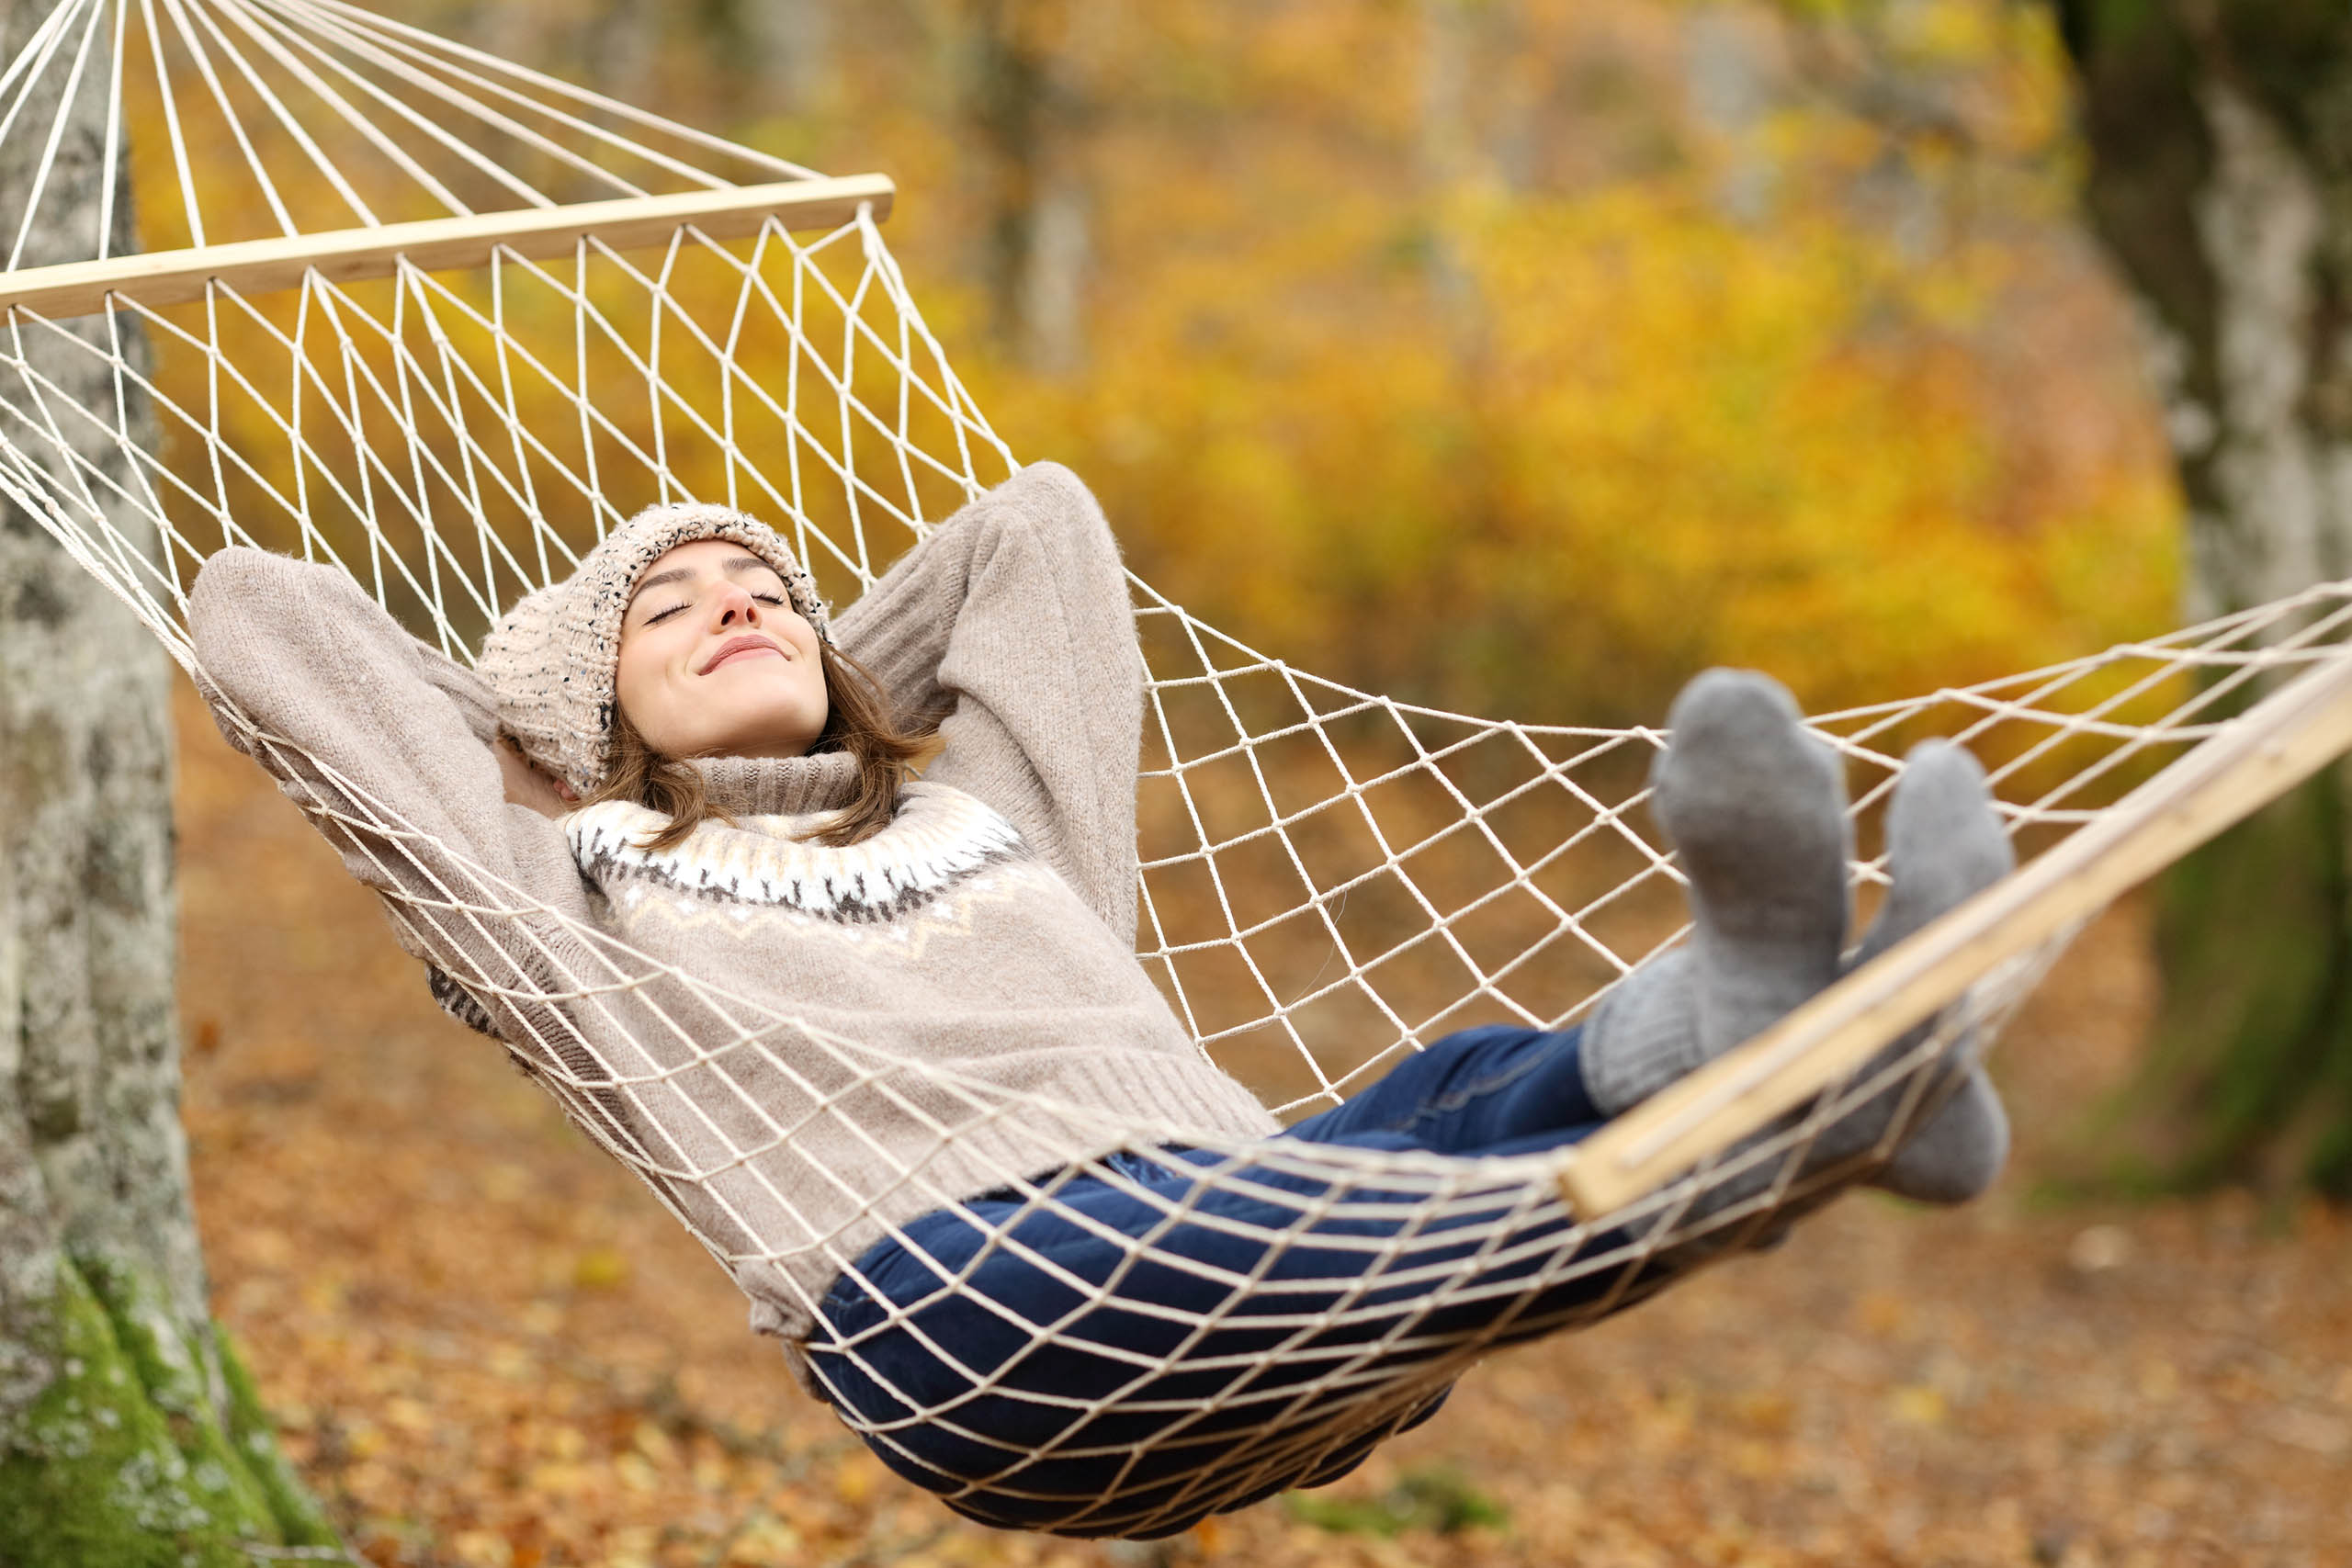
[615,539,829,761]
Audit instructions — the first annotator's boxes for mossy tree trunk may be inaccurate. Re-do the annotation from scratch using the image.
[0,0,337,1560]
[2052,0,2352,1196]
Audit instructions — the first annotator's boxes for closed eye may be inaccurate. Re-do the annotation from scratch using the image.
[639,591,785,627]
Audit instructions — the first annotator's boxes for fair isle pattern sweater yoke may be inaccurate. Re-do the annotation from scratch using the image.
[570,783,1028,925]
[187,464,1282,1378]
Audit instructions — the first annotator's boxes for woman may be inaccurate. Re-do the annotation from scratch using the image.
[189,462,2010,1537]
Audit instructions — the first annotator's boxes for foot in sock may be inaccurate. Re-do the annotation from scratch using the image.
[1841,739,2014,1204]
[1582,669,1850,1112]
[1650,668,1853,1059]
[1580,671,2016,1208]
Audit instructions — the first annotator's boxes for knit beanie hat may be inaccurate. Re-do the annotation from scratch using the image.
[480,501,830,797]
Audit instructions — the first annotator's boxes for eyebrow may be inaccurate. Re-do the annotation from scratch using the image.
[628,555,781,604]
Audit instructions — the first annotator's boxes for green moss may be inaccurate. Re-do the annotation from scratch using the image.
[214,1328,337,1548]
[1283,1465,1510,1538]
[78,1256,283,1537]
[0,1255,336,1568]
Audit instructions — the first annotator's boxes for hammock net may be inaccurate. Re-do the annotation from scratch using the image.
[5,0,2348,1539]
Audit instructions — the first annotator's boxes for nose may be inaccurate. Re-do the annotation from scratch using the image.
[708,579,763,627]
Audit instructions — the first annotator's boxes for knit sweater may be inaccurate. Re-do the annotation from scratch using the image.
[188,462,1280,1378]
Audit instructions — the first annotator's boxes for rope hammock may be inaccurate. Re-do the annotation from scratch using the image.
[7,0,2352,1540]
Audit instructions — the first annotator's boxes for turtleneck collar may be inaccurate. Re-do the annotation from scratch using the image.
[688,750,863,818]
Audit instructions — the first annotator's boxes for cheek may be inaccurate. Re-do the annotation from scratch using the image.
[613,638,676,738]
[799,644,832,721]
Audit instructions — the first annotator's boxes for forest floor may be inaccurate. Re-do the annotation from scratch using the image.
[173,683,2352,1568]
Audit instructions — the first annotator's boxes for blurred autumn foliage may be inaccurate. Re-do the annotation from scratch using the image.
[129,0,2180,725]
[766,0,2177,723]
[959,3,2181,724]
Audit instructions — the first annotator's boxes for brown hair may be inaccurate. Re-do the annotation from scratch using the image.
[584,639,935,852]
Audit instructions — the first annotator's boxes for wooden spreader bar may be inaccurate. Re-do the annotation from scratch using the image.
[0,172,895,322]
[1559,645,2352,1217]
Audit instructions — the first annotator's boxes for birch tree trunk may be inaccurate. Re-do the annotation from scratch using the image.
[2053,0,2352,1197]
[0,0,334,1557]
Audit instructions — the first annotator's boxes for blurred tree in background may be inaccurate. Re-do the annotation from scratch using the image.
[2052,0,2352,1198]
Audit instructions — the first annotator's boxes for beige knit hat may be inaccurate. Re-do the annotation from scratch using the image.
[480,502,830,796]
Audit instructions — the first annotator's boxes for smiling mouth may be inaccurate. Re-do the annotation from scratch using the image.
[699,637,786,674]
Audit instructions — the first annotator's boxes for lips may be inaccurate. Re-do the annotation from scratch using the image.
[698,634,786,675]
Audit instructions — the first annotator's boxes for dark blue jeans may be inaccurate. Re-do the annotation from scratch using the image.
[808,1024,1673,1539]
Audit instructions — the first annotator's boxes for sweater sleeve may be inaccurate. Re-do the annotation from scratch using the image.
[187,547,596,1032]
[830,462,1148,943]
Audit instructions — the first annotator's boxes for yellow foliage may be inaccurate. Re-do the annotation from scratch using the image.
[119,0,2179,728]
[958,2,2179,723]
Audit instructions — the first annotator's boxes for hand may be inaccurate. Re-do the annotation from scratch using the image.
[495,735,576,818]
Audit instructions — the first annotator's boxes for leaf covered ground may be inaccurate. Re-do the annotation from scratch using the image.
[174,687,2351,1568]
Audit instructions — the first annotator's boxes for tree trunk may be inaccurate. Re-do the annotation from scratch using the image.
[0,0,335,1558]
[2053,0,2352,1197]
[951,0,1092,375]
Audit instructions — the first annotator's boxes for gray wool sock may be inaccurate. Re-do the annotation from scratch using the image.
[1583,669,1851,1113]
[1844,739,2015,1204]
[1578,677,2018,1227]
